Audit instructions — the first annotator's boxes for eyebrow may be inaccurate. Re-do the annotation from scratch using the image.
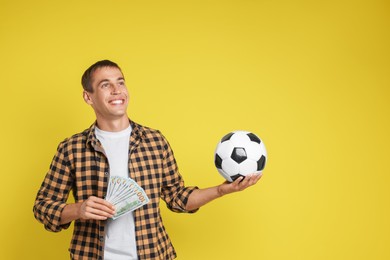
[96,77,125,86]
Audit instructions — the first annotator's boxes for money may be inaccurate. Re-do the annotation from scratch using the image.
[105,176,149,219]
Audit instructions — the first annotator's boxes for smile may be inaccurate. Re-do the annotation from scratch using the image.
[109,99,125,105]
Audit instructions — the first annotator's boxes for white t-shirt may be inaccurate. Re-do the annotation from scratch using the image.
[95,125,138,260]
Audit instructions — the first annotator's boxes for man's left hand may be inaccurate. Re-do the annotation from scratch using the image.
[217,173,262,196]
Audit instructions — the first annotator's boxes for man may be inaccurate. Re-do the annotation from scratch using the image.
[33,60,261,260]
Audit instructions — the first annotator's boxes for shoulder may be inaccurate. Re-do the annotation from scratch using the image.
[56,127,91,152]
[132,121,164,140]
[131,121,171,149]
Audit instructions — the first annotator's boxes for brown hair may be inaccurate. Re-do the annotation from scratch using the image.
[81,60,122,93]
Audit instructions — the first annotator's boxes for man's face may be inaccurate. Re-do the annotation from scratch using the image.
[83,66,129,121]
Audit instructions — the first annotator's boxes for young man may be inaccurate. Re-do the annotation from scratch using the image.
[33,60,261,260]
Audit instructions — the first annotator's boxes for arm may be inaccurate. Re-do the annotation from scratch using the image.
[185,174,262,211]
[33,141,115,230]
[159,132,262,212]
[160,133,199,213]
[33,141,75,232]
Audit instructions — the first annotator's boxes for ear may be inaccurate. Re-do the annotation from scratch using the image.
[83,91,93,105]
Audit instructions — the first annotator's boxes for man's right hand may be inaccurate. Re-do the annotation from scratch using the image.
[60,196,115,225]
[78,196,116,220]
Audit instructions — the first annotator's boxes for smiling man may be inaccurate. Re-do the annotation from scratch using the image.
[33,60,261,260]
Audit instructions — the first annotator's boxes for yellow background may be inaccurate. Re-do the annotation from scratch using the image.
[1,0,389,259]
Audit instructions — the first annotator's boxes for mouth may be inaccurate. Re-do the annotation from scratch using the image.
[109,99,125,105]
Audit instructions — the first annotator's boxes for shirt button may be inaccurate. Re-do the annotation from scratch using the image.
[104,172,109,176]
[100,236,104,242]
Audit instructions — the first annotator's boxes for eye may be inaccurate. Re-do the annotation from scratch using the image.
[101,82,110,88]
[118,81,126,86]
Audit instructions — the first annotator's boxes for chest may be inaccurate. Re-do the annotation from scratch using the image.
[70,143,165,200]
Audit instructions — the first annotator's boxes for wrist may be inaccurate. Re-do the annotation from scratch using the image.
[60,202,81,225]
[217,185,225,197]
[75,201,83,220]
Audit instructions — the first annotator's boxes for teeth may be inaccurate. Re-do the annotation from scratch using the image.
[111,100,123,104]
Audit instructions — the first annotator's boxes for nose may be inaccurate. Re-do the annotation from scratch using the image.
[111,84,121,94]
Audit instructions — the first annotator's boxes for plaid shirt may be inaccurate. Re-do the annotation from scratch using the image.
[33,120,198,260]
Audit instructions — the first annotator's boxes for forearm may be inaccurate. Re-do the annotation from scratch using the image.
[33,199,70,232]
[60,202,82,225]
[185,174,262,211]
[185,185,224,211]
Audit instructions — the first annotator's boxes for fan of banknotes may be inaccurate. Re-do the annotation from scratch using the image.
[105,176,150,219]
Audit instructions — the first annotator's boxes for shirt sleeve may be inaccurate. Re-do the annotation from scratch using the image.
[159,133,199,213]
[33,141,74,232]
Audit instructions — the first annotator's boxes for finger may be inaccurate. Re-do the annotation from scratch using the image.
[245,174,257,184]
[82,205,114,221]
[86,201,115,216]
[82,204,115,220]
[240,174,252,185]
[84,211,109,220]
[231,176,245,189]
[85,206,114,219]
[89,196,115,210]
[237,174,257,189]
[253,173,263,182]
[242,174,262,188]
[87,197,115,212]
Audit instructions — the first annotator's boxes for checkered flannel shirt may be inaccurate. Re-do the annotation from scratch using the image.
[33,120,198,260]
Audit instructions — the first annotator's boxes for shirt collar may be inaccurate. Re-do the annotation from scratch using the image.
[86,119,144,150]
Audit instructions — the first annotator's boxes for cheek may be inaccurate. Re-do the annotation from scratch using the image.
[124,89,130,98]
[94,93,108,105]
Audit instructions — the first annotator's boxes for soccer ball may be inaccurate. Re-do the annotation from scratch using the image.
[214,131,267,182]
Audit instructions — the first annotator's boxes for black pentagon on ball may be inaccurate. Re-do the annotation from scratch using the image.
[257,155,266,171]
[215,154,223,169]
[231,147,247,164]
[230,174,245,182]
[221,132,234,143]
[247,133,261,144]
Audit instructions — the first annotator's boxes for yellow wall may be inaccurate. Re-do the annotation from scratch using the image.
[1,0,389,259]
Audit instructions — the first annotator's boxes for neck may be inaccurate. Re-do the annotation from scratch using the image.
[95,116,130,132]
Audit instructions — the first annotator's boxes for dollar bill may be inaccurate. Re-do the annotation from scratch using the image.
[105,176,149,219]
